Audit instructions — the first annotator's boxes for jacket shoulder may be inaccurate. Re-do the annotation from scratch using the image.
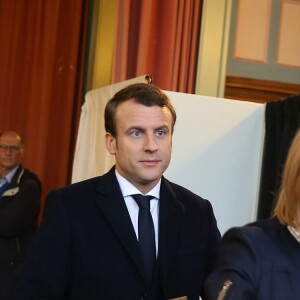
[162,177,210,207]
[21,168,42,188]
[221,219,286,256]
[22,168,40,181]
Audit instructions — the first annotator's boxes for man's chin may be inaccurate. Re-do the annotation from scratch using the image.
[139,174,161,186]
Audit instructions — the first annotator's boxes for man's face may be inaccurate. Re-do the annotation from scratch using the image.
[105,99,173,194]
[0,133,24,174]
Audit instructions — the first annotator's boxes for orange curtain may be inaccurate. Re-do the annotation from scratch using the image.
[0,0,88,214]
[112,0,202,93]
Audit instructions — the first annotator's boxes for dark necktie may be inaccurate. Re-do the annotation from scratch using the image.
[0,179,9,196]
[132,194,156,287]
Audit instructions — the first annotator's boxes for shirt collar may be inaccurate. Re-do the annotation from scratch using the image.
[115,169,161,199]
[4,166,19,183]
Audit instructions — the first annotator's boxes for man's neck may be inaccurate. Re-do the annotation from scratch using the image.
[0,168,7,178]
[0,166,18,178]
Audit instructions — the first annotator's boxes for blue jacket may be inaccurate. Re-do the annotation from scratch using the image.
[204,218,300,300]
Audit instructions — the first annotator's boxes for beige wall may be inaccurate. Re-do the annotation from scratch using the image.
[196,0,300,98]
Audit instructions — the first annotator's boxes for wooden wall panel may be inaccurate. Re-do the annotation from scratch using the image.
[234,0,271,63]
[225,76,300,103]
[277,0,300,68]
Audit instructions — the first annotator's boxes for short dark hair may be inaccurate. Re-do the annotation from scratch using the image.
[104,83,177,137]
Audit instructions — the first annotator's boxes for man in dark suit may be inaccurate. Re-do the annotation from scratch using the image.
[17,83,220,300]
[0,131,41,300]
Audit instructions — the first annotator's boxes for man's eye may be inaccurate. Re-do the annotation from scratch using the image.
[130,131,141,137]
[156,130,166,137]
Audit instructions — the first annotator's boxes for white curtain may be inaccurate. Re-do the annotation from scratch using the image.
[72,75,150,183]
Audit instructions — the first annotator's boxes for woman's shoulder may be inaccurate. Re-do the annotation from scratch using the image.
[223,218,282,243]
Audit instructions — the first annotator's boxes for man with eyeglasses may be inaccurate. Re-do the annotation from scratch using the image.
[0,130,41,300]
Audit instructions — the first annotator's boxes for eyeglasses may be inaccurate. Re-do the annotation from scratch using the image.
[0,145,22,152]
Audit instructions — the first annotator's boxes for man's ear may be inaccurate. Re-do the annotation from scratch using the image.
[105,133,116,155]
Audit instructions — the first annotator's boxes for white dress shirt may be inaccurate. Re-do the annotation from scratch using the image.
[115,170,160,254]
[0,165,18,185]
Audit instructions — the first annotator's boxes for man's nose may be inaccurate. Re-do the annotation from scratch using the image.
[144,136,158,151]
[4,148,13,154]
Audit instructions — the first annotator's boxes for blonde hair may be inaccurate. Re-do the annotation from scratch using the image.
[273,130,300,227]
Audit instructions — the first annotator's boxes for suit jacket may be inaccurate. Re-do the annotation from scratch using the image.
[17,167,220,300]
[0,165,41,300]
[204,218,300,300]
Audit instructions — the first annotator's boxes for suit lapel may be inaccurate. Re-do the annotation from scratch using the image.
[93,169,185,291]
[156,178,185,293]
[94,168,146,281]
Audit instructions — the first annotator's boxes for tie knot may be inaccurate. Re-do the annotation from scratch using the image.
[132,194,154,209]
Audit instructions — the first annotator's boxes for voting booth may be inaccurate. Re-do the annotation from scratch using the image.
[72,77,265,234]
